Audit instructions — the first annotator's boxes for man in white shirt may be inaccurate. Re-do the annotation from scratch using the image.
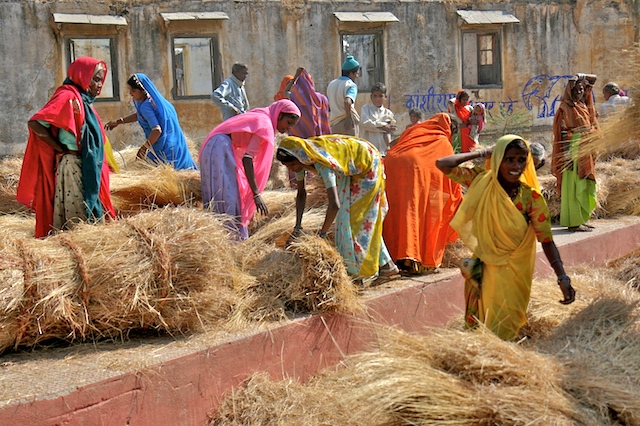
[211,63,250,121]
[327,56,360,136]
[599,82,631,120]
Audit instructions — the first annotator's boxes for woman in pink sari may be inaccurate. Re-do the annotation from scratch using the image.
[199,99,300,239]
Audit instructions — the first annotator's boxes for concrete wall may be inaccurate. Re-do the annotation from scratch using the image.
[0,0,637,155]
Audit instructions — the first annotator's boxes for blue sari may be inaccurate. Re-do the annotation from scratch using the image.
[133,73,197,170]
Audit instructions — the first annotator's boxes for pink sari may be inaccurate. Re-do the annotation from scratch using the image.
[199,99,300,228]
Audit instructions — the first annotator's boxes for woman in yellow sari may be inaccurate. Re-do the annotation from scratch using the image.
[277,135,398,279]
[436,135,575,340]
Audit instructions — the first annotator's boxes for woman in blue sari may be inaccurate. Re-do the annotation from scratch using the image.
[105,73,197,170]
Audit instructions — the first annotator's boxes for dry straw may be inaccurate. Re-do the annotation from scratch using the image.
[0,207,242,353]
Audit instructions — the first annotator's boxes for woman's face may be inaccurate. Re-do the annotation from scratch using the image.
[88,68,105,97]
[499,147,528,185]
[282,159,306,173]
[571,82,584,101]
[277,114,299,133]
[409,113,419,124]
[459,94,470,106]
[128,85,147,102]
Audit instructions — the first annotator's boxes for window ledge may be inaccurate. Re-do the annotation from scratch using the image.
[160,12,229,22]
[456,10,519,25]
[53,13,127,26]
[333,12,399,23]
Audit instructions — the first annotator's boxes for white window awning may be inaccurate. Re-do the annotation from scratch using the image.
[456,10,519,25]
[53,13,127,26]
[333,12,399,23]
[160,12,229,22]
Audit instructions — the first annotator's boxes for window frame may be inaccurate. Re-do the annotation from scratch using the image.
[339,29,385,93]
[64,35,120,102]
[170,34,222,100]
[461,28,503,89]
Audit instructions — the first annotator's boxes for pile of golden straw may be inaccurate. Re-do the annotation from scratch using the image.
[210,260,640,425]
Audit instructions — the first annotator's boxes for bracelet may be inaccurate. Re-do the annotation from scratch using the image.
[253,193,261,199]
[557,274,570,282]
[117,117,124,124]
[317,231,328,238]
[550,259,563,267]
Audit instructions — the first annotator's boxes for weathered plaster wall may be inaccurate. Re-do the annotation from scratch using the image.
[0,0,637,155]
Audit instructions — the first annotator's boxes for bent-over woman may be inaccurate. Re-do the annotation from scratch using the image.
[384,113,462,274]
[105,73,196,170]
[436,135,575,340]
[277,135,399,279]
[199,99,300,239]
[17,56,116,237]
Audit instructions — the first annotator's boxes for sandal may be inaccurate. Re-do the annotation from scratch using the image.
[379,263,400,277]
[568,225,592,232]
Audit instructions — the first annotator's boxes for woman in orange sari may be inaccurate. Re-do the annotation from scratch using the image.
[551,74,599,232]
[383,113,463,274]
[448,90,475,153]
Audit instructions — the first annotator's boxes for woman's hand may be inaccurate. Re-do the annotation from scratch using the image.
[254,194,268,215]
[557,275,575,304]
[136,145,148,160]
[104,117,124,131]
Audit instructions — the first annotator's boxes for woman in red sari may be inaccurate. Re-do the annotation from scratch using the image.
[17,57,115,237]
[448,90,475,153]
[383,113,463,274]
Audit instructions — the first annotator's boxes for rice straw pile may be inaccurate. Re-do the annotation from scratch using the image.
[210,261,640,425]
[0,156,28,214]
[0,207,243,353]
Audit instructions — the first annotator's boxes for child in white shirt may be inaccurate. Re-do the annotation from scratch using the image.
[360,82,397,156]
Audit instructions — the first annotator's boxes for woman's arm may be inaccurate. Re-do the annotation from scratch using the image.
[242,155,268,215]
[28,120,66,152]
[104,112,138,131]
[136,127,162,160]
[320,185,340,236]
[435,147,492,174]
[541,241,575,304]
[287,175,307,245]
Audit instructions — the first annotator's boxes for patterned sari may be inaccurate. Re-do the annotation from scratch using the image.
[449,135,552,340]
[279,135,391,277]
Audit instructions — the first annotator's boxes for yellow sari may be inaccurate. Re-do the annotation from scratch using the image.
[450,135,540,340]
[279,135,389,277]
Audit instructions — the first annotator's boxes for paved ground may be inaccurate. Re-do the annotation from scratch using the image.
[0,215,638,408]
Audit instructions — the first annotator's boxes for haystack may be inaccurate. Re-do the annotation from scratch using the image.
[0,207,242,353]
[0,156,28,214]
[234,235,361,323]
[211,259,640,425]
[109,165,202,215]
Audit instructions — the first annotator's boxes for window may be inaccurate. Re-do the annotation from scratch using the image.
[66,37,119,100]
[462,30,502,87]
[341,32,384,92]
[171,36,221,99]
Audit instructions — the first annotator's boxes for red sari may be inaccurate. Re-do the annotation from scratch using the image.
[16,57,115,238]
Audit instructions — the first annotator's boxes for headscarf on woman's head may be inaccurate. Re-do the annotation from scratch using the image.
[289,68,331,137]
[454,90,471,123]
[66,57,107,94]
[274,75,294,101]
[391,113,452,155]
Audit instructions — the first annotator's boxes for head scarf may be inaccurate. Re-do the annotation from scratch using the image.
[279,135,375,177]
[289,68,331,138]
[274,75,294,101]
[131,73,196,169]
[391,113,451,155]
[454,90,472,124]
[450,135,539,261]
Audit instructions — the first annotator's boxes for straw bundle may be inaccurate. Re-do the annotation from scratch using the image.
[0,207,241,353]
[109,165,202,215]
[235,235,361,322]
[112,134,200,172]
[0,156,28,214]
[248,190,296,234]
[593,158,640,217]
[607,247,640,286]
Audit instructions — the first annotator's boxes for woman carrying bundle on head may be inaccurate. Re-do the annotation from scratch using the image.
[276,135,399,280]
[104,73,197,170]
[17,56,116,238]
[199,99,300,239]
[436,135,575,341]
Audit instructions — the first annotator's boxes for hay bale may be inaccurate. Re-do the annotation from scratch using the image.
[0,207,242,353]
[109,165,202,215]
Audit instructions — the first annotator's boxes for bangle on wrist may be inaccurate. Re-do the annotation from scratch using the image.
[317,230,328,238]
[557,274,569,282]
[117,117,123,124]
[253,193,261,199]
[550,259,563,267]
[293,225,303,231]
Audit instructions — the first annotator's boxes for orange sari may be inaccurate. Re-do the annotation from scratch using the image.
[383,113,463,268]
